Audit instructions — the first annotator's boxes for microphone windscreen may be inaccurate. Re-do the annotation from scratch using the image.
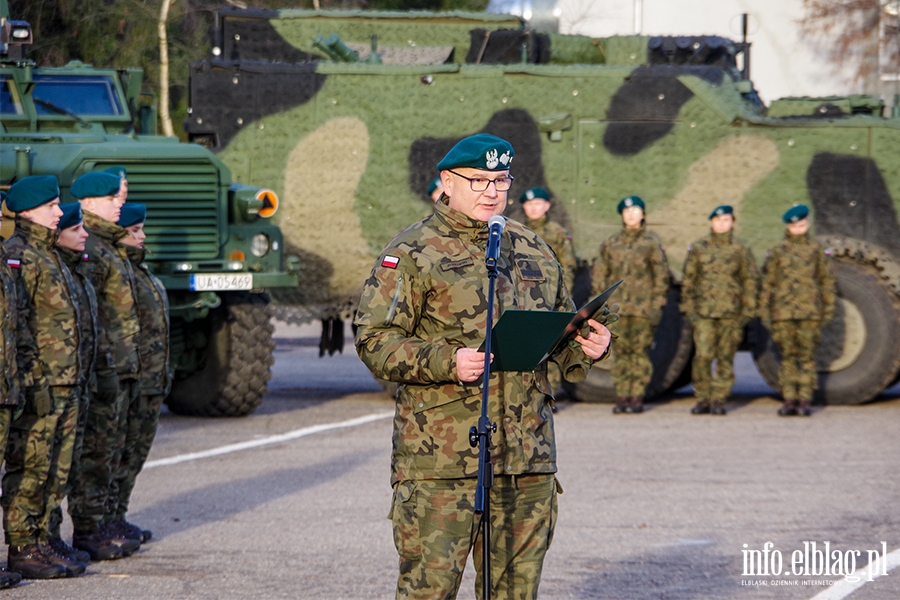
[488,215,507,231]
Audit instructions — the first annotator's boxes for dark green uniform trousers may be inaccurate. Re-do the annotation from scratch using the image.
[113,392,164,519]
[770,320,821,402]
[610,316,655,399]
[691,317,744,402]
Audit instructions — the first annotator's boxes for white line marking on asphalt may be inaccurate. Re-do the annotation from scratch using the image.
[809,547,900,600]
[143,411,394,469]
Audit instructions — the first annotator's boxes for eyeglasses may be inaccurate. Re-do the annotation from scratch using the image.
[449,170,514,192]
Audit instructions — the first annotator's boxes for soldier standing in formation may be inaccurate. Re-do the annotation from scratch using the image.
[0,195,23,590]
[2,175,82,578]
[47,203,101,567]
[355,134,611,599]
[592,196,669,414]
[114,203,170,542]
[68,171,142,560]
[518,187,577,294]
[759,204,836,416]
[681,205,759,415]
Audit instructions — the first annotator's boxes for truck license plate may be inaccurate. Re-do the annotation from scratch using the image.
[189,273,253,291]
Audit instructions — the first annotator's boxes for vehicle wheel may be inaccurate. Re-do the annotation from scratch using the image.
[166,292,275,416]
[751,259,900,405]
[565,286,693,402]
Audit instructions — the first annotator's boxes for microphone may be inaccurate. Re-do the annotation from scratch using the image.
[485,215,506,270]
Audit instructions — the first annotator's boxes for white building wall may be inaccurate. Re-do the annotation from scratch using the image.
[558,0,864,105]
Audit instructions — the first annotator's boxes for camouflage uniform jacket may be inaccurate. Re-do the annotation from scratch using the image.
[0,253,20,406]
[355,199,595,485]
[57,246,105,388]
[525,215,577,293]
[3,216,80,388]
[126,246,172,396]
[82,210,141,379]
[760,232,837,323]
[591,225,669,318]
[681,231,759,320]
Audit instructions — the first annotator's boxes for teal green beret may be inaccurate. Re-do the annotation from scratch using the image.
[617,195,645,214]
[5,175,60,212]
[58,203,84,230]
[436,134,514,171]
[783,204,810,223]
[427,177,441,195]
[71,172,122,199]
[519,187,550,203]
[708,204,733,219]
[104,166,127,179]
[117,203,146,227]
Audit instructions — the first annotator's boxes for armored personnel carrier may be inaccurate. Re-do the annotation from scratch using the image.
[185,8,900,405]
[1,4,298,416]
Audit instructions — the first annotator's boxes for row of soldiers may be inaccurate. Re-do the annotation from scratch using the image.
[0,170,170,587]
[498,188,835,418]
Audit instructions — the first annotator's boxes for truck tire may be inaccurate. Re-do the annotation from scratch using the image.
[565,286,693,402]
[751,259,900,405]
[166,292,275,417]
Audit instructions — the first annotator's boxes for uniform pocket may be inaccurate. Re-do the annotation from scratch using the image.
[390,480,421,561]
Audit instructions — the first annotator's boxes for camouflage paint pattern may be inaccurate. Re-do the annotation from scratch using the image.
[607,315,655,399]
[355,200,595,484]
[105,378,140,523]
[681,231,758,320]
[48,382,90,540]
[759,232,837,324]
[524,216,576,293]
[591,225,669,319]
[389,474,558,599]
[82,210,141,379]
[37,385,79,543]
[689,318,744,402]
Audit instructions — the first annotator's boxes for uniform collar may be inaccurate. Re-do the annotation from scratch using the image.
[710,230,733,245]
[433,198,490,243]
[525,215,548,229]
[622,223,645,238]
[83,209,128,243]
[125,245,146,264]
[785,231,810,244]
[55,245,85,267]
[13,215,59,249]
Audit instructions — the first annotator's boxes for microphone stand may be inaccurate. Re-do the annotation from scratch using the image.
[469,223,501,600]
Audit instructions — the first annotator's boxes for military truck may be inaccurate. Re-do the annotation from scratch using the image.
[0,5,298,416]
[185,8,900,405]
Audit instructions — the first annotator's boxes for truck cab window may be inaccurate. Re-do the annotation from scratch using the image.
[32,75,123,116]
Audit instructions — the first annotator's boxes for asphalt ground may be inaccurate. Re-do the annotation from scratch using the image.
[7,322,899,599]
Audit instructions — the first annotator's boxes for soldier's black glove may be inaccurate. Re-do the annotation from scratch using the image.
[23,384,52,417]
[95,369,120,405]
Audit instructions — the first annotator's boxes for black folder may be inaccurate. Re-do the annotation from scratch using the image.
[482,280,622,371]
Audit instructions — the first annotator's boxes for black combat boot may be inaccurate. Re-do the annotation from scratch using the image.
[710,400,726,416]
[613,397,629,414]
[0,568,22,589]
[99,522,141,556]
[778,399,797,416]
[108,518,152,543]
[627,396,644,414]
[72,529,125,561]
[49,537,91,563]
[690,400,710,414]
[797,401,812,416]
[42,542,87,577]
[7,544,67,579]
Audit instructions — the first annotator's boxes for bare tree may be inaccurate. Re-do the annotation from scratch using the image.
[159,0,176,137]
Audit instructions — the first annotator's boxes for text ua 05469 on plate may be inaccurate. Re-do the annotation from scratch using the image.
[189,273,253,291]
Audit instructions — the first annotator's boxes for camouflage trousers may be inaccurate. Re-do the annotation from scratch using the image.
[111,393,164,519]
[0,405,11,478]
[68,377,137,532]
[2,386,75,546]
[691,317,744,402]
[770,320,821,402]
[390,474,559,600]
[49,382,91,539]
[610,316,655,398]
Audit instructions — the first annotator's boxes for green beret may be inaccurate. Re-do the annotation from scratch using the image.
[58,203,84,230]
[71,172,122,199]
[519,187,550,203]
[708,204,733,219]
[5,175,60,212]
[436,134,514,172]
[617,195,645,214]
[427,177,441,195]
[783,204,810,223]
[104,166,127,179]
[117,203,146,227]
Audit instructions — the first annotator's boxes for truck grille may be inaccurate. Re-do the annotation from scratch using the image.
[95,160,222,260]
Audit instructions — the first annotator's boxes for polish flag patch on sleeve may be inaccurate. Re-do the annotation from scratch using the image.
[381,255,400,269]
[6,259,21,269]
